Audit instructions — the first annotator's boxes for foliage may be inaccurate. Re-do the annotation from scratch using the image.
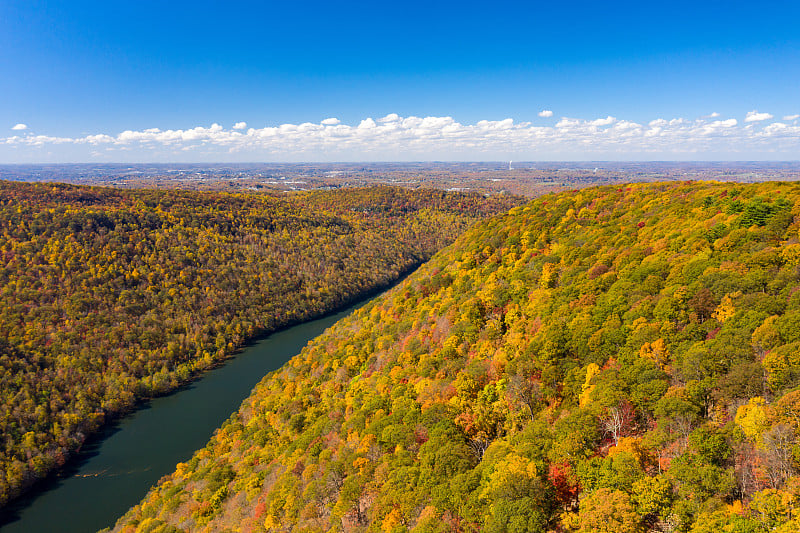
[0,181,515,506]
[108,181,800,532]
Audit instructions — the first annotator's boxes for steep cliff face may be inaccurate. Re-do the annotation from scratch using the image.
[113,181,800,533]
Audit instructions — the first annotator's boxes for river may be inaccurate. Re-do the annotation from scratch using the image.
[0,300,367,532]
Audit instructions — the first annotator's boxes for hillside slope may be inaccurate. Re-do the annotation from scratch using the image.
[112,181,800,532]
[0,182,517,507]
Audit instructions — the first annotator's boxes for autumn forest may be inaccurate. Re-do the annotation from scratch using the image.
[3,179,800,533]
[109,181,800,532]
[0,181,516,508]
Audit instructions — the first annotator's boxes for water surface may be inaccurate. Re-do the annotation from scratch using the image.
[0,301,364,532]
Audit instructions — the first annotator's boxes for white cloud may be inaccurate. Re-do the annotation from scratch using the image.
[649,118,686,127]
[3,113,800,161]
[700,119,738,135]
[713,119,738,127]
[589,116,616,127]
[233,121,247,130]
[745,110,774,122]
[784,114,799,121]
[555,118,580,128]
[708,112,720,118]
[11,123,27,130]
[538,110,553,118]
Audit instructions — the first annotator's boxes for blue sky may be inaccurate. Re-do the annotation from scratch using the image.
[2,0,800,162]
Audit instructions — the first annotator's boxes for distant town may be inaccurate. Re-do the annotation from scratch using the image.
[1,161,798,197]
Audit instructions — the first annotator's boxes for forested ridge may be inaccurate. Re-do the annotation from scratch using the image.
[112,181,800,533]
[0,181,517,507]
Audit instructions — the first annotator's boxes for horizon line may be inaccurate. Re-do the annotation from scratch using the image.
[2,160,800,166]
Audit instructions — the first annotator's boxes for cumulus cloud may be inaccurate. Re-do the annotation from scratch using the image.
[745,110,774,122]
[538,110,553,118]
[708,112,720,118]
[555,118,580,128]
[233,122,247,130]
[589,116,616,127]
[2,113,800,161]
[784,114,799,121]
[700,119,738,135]
[11,123,27,130]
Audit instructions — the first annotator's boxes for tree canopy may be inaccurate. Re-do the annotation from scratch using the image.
[0,181,517,507]
[97,181,800,531]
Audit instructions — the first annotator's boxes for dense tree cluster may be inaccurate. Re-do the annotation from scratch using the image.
[0,181,516,507]
[111,181,800,532]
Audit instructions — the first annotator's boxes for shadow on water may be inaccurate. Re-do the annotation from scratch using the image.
[0,398,158,528]
[0,424,120,526]
[0,276,403,533]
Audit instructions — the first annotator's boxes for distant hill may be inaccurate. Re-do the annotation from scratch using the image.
[111,181,800,532]
[0,181,517,507]
[5,161,799,197]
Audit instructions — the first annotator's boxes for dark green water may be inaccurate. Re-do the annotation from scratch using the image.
[0,301,363,533]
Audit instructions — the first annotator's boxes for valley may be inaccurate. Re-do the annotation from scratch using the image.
[108,180,800,532]
[0,182,515,511]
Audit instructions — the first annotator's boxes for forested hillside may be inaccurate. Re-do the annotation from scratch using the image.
[112,181,800,533]
[0,181,517,507]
